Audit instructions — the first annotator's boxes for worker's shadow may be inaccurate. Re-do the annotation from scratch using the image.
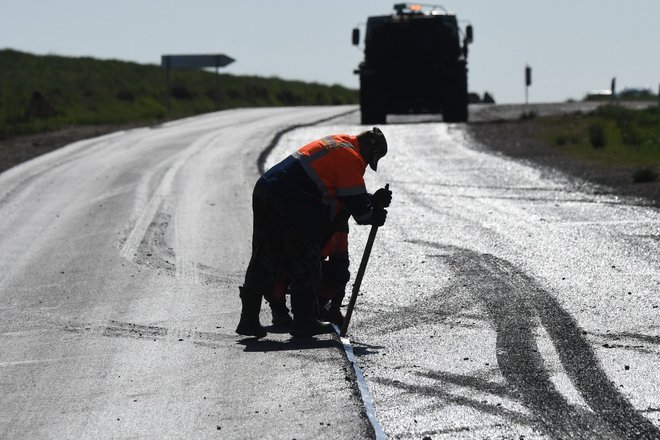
[350,340,385,356]
[238,335,340,352]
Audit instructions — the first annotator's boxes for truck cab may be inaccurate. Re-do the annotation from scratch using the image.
[353,3,473,124]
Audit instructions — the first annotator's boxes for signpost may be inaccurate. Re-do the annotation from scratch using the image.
[525,65,532,106]
[161,54,235,113]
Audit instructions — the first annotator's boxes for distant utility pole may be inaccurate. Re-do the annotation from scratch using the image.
[525,65,532,106]
[611,77,617,97]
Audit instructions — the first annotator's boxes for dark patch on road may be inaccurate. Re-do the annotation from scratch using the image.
[120,210,243,285]
[63,320,233,348]
[368,242,660,439]
[589,331,660,355]
[133,212,176,272]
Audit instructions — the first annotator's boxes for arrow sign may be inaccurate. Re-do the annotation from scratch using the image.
[161,54,235,70]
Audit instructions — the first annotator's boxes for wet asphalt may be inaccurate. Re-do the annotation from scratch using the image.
[269,108,660,439]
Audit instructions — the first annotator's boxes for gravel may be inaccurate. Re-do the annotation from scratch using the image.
[467,117,659,208]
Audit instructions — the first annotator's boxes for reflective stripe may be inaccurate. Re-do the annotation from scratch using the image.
[292,135,365,220]
[296,153,328,197]
[293,148,328,161]
[321,136,359,153]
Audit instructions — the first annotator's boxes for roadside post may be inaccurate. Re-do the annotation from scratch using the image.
[525,65,532,106]
[161,54,235,113]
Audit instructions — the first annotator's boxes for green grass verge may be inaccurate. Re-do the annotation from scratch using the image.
[0,49,358,137]
[541,105,660,182]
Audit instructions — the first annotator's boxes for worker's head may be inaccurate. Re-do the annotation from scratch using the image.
[357,127,388,171]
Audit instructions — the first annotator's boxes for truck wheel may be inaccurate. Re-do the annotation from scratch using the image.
[443,94,468,123]
[360,79,386,125]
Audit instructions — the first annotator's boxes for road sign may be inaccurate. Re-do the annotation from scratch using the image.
[161,54,235,112]
[525,65,532,86]
[161,54,234,70]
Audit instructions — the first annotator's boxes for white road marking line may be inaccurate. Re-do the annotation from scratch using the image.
[334,325,386,440]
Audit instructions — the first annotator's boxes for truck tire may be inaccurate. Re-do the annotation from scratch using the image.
[360,78,386,125]
[443,94,468,122]
[443,67,469,123]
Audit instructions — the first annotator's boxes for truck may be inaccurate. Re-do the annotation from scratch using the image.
[352,3,473,124]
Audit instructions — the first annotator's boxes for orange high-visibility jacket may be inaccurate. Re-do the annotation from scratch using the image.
[261,134,373,243]
[291,134,371,222]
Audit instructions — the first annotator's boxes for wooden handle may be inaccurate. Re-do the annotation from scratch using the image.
[339,183,389,337]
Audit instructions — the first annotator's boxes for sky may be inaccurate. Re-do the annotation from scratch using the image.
[1,0,659,104]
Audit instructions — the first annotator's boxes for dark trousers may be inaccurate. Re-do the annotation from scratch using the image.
[243,179,321,305]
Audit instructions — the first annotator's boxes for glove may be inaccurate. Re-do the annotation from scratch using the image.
[372,186,392,209]
[370,208,387,227]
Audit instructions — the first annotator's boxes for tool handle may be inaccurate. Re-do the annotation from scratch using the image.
[339,225,377,337]
[339,183,389,337]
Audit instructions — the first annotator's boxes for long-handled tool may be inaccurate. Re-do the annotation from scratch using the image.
[340,184,389,337]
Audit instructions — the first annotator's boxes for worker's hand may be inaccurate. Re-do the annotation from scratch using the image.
[372,186,392,209]
[370,208,387,227]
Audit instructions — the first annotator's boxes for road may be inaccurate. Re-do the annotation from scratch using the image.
[1,105,659,439]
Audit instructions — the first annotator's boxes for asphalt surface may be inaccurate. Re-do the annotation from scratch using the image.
[0,107,371,439]
[1,104,659,439]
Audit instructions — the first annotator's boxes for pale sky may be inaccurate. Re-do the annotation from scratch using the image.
[1,0,658,103]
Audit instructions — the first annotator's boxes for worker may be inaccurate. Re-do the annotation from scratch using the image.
[317,210,351,326]
[266,208,352,328]
[236,127,392,338]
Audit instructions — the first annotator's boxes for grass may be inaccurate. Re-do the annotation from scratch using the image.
[0,49,358,138]
[542,104,660,182]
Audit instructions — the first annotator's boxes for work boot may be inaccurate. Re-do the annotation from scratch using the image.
[320,302,345,327]
[268,298,293,327]
[235,286,267,338]
[290,317,335,337]
[290,293,334,337]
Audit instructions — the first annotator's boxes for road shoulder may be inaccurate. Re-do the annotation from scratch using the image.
[467,119,660,208]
